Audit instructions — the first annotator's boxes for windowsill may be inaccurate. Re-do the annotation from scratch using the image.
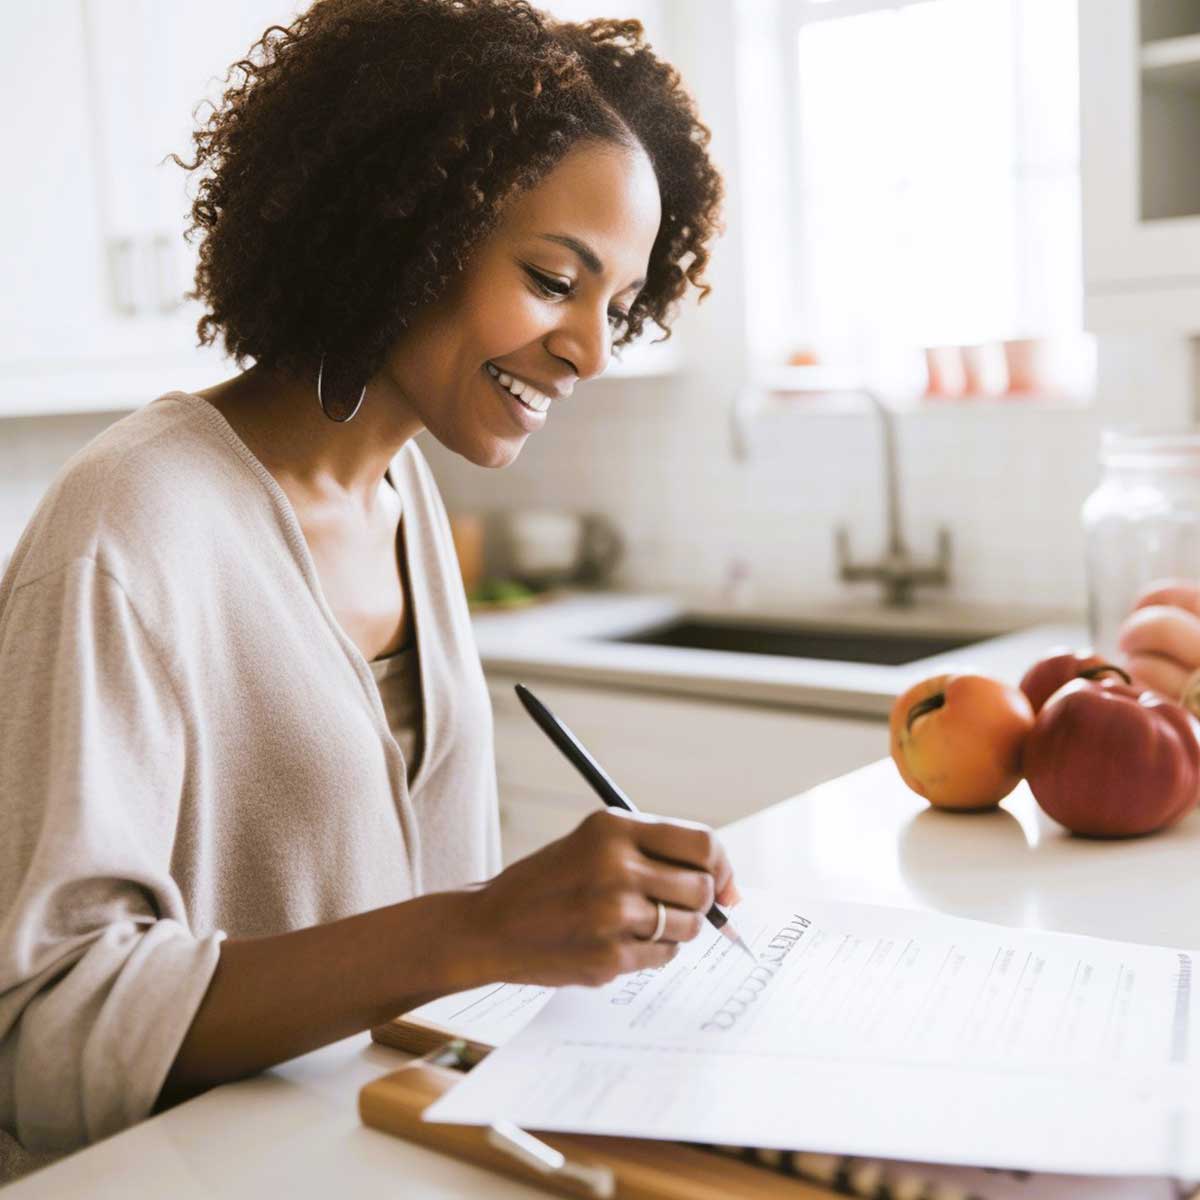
[747,367,1092,413]
[757,391,1092,413]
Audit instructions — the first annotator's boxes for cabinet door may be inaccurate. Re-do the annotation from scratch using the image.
[1081,0,1200,297]
[0,2,300,374]
[0,3,114,364]
[487,675,885,860]
[78,0,302,355]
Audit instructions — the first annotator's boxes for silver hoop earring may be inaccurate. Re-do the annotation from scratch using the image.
[316,353,366,423]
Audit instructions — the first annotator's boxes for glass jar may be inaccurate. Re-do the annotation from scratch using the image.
[1084,429,1200,658]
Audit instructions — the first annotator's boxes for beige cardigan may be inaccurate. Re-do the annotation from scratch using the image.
[0,392,500,1174]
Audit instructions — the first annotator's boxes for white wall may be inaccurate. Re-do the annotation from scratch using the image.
[417,336,1191,614]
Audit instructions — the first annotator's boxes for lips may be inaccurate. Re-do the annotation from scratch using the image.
[485,362,552,413]
[483,365,547,432]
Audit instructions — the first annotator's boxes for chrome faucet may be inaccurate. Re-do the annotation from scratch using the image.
[835,388,951,608]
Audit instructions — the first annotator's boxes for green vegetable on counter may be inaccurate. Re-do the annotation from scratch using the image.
[468,578,538,607]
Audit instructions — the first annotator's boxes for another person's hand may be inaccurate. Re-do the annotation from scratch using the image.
[469,809,741,988]
[1116,581,1200,710]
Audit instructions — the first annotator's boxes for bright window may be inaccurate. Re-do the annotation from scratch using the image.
[738,0,1085,389]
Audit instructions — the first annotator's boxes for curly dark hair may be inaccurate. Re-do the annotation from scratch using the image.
[177,0,724,380]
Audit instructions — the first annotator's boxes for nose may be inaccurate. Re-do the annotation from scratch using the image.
[544,304,612,383]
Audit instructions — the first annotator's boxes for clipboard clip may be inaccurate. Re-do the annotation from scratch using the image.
[395,1038,489,1073]
[397,1041,614,1197]
[486,1120,616,1199]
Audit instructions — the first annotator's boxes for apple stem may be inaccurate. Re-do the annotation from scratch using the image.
[906,692,945,733]
[1081,664,1132,686]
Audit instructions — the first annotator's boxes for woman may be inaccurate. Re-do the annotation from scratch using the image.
[0,0,736,1175]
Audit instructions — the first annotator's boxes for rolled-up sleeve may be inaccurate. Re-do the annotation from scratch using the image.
[0,558,221,1155]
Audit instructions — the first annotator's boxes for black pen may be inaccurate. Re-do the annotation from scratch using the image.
[514,683,756,963]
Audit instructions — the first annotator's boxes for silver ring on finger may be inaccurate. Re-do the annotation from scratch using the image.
[648,900,667,943]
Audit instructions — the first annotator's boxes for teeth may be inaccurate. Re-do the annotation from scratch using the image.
[486,363,551,414]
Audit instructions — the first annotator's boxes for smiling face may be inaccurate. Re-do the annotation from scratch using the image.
[377,138,662,467]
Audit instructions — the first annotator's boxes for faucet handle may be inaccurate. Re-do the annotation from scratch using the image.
[835,522,952,602]
[929,526,952,580]
[834,524,856,575]
[905,526,952,589]
[835,524,875,584]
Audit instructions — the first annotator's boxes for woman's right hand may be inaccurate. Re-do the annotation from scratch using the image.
[161,810,740,1100]
[467,809,741,988]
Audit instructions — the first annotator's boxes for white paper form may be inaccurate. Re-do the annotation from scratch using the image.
[427,889,1200,1181]
[403,982,552,1046]
[806,1159,1194,1200]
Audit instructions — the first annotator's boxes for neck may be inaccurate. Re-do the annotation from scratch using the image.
[198,364,424,506]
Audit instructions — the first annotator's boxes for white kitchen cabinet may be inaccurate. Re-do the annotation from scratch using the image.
[487,673,885,863]
[81,1,304,331]
[1,2,297,399]
[1080,0,1200,330]
[2,5,114,366]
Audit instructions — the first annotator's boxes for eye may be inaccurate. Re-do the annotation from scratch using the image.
[525,263,630,331]
[524,265,571,299]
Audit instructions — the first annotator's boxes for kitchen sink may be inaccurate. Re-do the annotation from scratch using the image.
[607,617,986,666]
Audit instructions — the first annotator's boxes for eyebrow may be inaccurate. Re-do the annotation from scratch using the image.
[535,233,646,292]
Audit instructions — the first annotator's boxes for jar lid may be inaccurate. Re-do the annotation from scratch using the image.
[1101,428,1200,471]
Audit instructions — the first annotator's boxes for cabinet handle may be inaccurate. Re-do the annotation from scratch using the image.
[152,233,183,313]
[107,237,137,316]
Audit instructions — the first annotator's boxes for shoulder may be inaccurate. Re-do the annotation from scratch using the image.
[5,392,266,589]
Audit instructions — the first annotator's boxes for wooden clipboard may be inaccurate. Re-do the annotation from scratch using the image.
[371,1009,495,1063]
[359,1057,840,1200]
[365,1010,1200,1200]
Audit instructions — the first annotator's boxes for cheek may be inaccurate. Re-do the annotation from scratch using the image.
[469,287,547,356]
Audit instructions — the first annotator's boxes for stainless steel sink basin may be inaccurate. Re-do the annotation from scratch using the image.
[607,616,985,666]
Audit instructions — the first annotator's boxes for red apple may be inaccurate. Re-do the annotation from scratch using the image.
[1023,678,1199,837]
[1019,649,1130,714]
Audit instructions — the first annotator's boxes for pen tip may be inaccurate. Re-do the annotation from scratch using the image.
[720,922,756,962]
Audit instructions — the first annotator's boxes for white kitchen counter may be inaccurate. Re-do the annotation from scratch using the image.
[471,590,1087,717]
[13,757,1200,1199]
